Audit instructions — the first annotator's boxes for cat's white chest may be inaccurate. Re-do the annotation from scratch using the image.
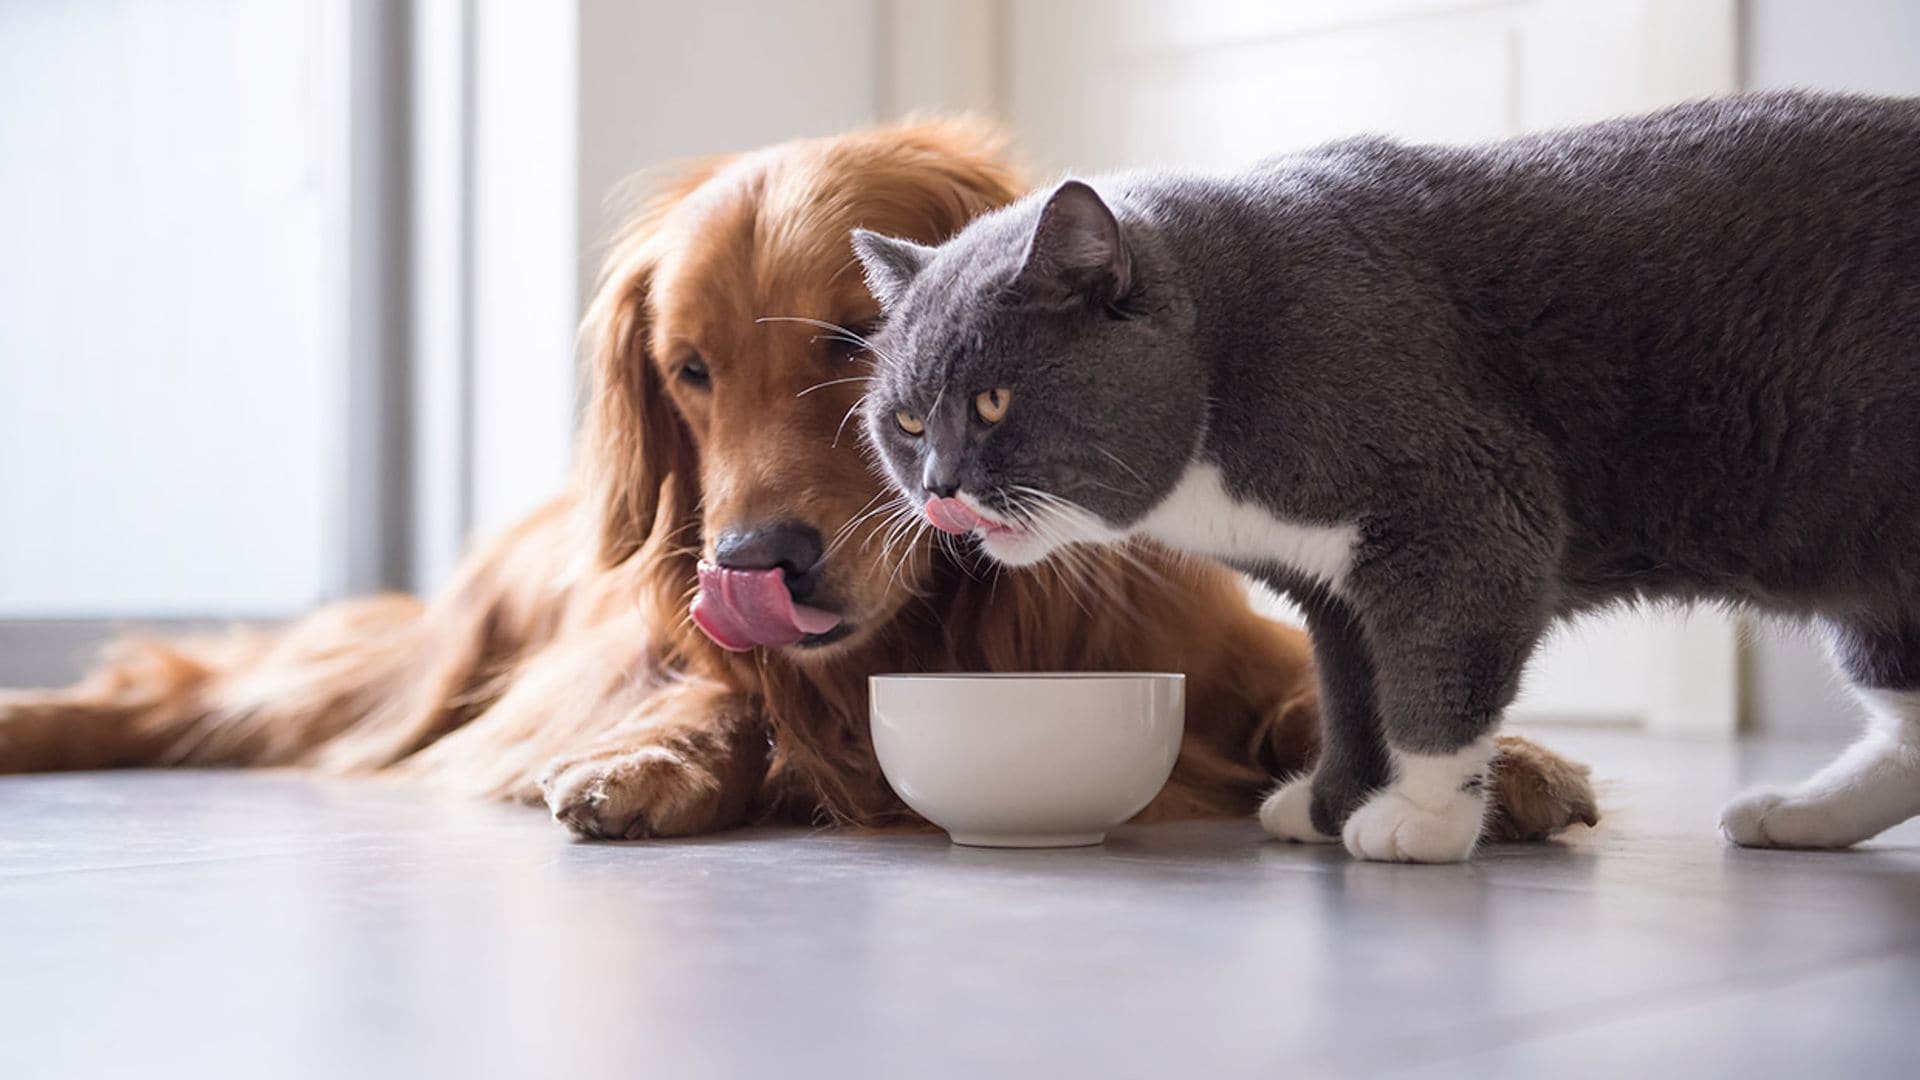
[1139,464,1360,592]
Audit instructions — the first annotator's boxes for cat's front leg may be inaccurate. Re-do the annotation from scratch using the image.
[1337,556,1550,864]
[1341,736,1498,863]
[1258,589,1391,845]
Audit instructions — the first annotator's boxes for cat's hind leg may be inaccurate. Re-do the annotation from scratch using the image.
[1721,616,1920,849]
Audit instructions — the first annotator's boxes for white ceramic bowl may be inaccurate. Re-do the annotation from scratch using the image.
[870,673,1185,848]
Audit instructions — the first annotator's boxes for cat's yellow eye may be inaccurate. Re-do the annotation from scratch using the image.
[975,387,1012,424]
[896,411,925,436]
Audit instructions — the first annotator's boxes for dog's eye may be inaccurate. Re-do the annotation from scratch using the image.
[896,411,925,437]
[825,321,880,363]
[974,387,1012,424]
[677,353,711,388]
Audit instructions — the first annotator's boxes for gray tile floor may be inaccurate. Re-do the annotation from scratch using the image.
[2,731,1915,1080]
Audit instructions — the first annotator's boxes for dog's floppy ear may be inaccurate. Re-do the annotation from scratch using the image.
[852,230,934,312]
[576,159,726,569]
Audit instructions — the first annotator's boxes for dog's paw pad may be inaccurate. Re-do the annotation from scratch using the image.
[1259,776,1338,843]
[538,745,714,841]
[1342,788,1483,863]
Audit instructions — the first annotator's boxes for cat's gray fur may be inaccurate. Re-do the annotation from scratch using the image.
[854,92,1920,856]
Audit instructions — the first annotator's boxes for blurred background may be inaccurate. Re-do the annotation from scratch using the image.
[2,0,1916,736]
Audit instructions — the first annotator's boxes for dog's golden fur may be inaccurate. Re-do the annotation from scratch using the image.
[0,119,1596,841]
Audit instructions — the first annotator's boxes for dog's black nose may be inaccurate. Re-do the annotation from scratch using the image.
[713,522,825,589]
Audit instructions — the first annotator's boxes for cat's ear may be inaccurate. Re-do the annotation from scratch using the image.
[852,229,935,312]
[1014,179,1132,307]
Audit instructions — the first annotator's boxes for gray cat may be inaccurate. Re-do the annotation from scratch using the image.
[851,91,1920,863]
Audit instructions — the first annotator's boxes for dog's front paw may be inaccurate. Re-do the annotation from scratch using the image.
[1342,786,1485,864]
[538,744,724,841]
[1259,775,1339,843]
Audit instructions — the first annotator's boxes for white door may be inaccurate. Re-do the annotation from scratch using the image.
[999,0,1742,734]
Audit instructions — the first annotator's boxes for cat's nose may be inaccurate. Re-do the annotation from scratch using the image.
[921,457,960,499]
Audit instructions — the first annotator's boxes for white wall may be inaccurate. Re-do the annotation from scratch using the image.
[449,0,885,546]
[0,1,901,616]
[574,0,880,308]
[1744,0,1920,96]
[0,1,341,617]
[464,0,583,543]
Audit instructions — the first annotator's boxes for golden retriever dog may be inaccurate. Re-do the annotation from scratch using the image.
[0,119,1596,842]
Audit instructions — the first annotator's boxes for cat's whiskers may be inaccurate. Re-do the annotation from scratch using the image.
[876,502,934,595]
[1005,499,1110,619]
[950,540,982,582]
[834,391,875,448]
[928,378,950,424]
[1046,562,1098,621]
[876,509,918,569]
[880,495,924,550]
[877,516,914,587]
[1072,475,1144,499]
[1009,485,1169,615]
[1016,523,1096,621]
[755,315,899,368]
[1054,541,1127,622]
[1059,536,1144,622]
[1097,448,1149,486]
[795,375,873,399]
[820,490,892,562]
[884,521,934,599]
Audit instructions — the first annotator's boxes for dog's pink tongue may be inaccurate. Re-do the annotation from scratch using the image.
[925,496,987,536]
[691,562,841,652]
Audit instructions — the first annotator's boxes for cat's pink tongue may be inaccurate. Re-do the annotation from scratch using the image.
[925,496,989,535]
[691,561,841,652]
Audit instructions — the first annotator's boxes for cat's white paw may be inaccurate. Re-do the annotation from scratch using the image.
[1259,776,1338,843]
[1342,788,1485,863]
[1720,786,1869,849]
[1340,740,1494,863]
[1722,699,1920,849]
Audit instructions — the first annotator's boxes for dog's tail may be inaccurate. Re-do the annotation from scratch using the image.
[0,596,414,772]
[0,587,524,776]
[0,499,585,778]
